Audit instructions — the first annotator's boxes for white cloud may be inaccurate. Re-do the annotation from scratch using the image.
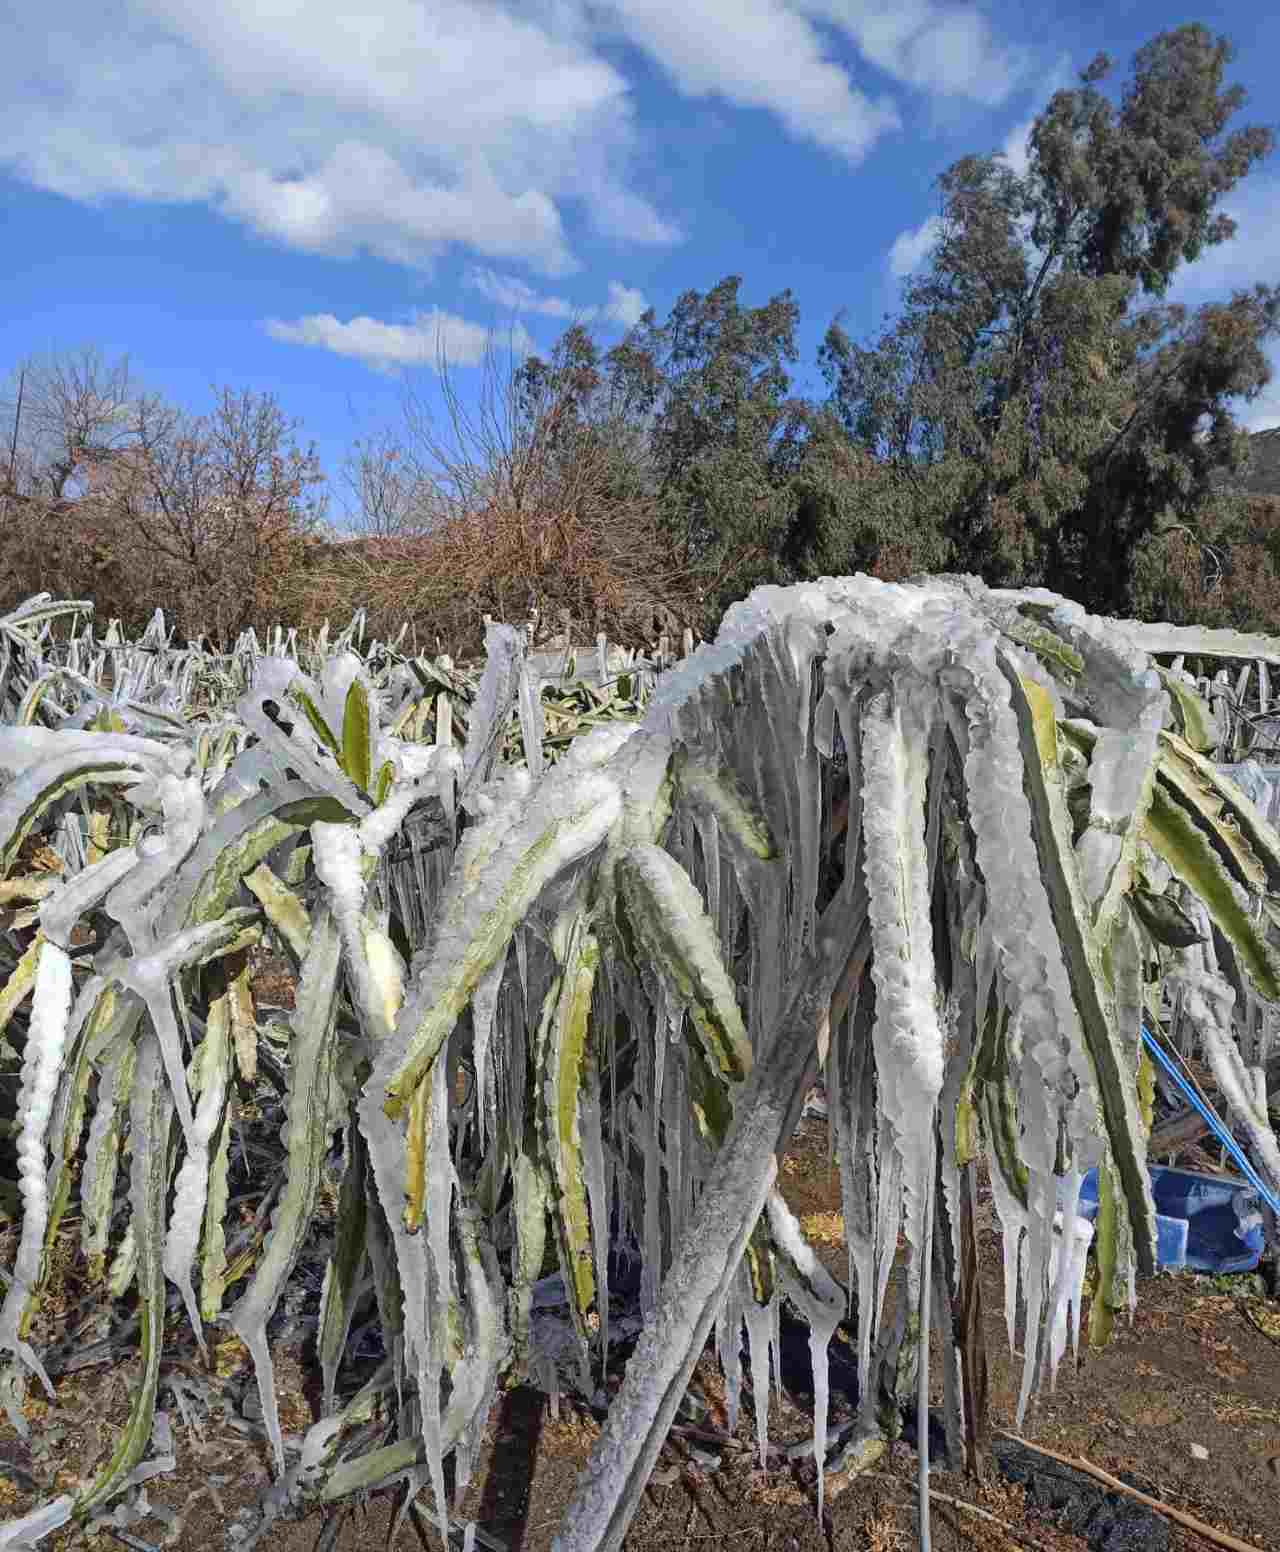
[0,0,671,277]
[997,116,1035,178]
[221,144,579,275]
[463,269,649,329]
[465,269,585,319]
[593,0,902,164]
[263,309,536,376]
[602,281,648,328]
[887,213,943,277]
[795,0,1033,106]
[580,182,684,246]
[0,0,1048,280]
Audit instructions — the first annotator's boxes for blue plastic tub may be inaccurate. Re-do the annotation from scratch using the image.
[1075,1164,1264,1274]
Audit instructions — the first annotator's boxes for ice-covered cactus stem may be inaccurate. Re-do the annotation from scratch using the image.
[347,729,637,1530]
[102,772,207,952]
[374,753,627,1123]
[824,591,1068,1404]
[236,654,372,814]
[1165,894,1280,1204]
[313,821,403,1045]
[0,939,74,1402]
[857,685,944,1306]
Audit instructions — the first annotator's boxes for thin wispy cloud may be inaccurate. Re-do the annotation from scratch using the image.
[262,309,536,376]
[464,269,592,321]
[997,116,1036,178]
[463,269,648,329]
[796,0,1034,106]
[590,0,902,163]
[887,214,944,277]
[599,281,649,328]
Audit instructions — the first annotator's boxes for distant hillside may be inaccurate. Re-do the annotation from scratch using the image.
[1212,426,1280,498]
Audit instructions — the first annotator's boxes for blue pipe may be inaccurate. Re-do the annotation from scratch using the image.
[1140,1020,1280,1217]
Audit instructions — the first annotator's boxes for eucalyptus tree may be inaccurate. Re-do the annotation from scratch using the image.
[527,276,821,624]
[817,23,1280,614]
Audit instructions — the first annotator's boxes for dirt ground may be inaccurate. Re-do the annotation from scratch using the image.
[1,1102,1278,1552]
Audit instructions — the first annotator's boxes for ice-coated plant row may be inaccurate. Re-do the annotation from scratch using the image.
[0,577,1276,1552]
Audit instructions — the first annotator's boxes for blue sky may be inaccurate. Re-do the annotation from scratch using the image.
[3,1,1278,535]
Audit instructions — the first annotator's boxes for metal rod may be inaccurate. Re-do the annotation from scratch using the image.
[917,1114,937,1552]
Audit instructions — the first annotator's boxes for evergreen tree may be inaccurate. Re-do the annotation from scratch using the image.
[523,277,815,620]
[816,23,1279,616]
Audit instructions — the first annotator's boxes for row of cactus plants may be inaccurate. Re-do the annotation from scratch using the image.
[0,579,1276,1552]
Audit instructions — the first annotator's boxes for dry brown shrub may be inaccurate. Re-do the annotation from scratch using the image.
[1134,492,1280,633]
[869,540,928,584]
[285,318,709,656]
[1,358,327,645]
[0,485,321,645]
[288,496,704,659]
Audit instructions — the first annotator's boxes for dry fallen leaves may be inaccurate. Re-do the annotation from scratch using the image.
[798,1210,844,1246]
